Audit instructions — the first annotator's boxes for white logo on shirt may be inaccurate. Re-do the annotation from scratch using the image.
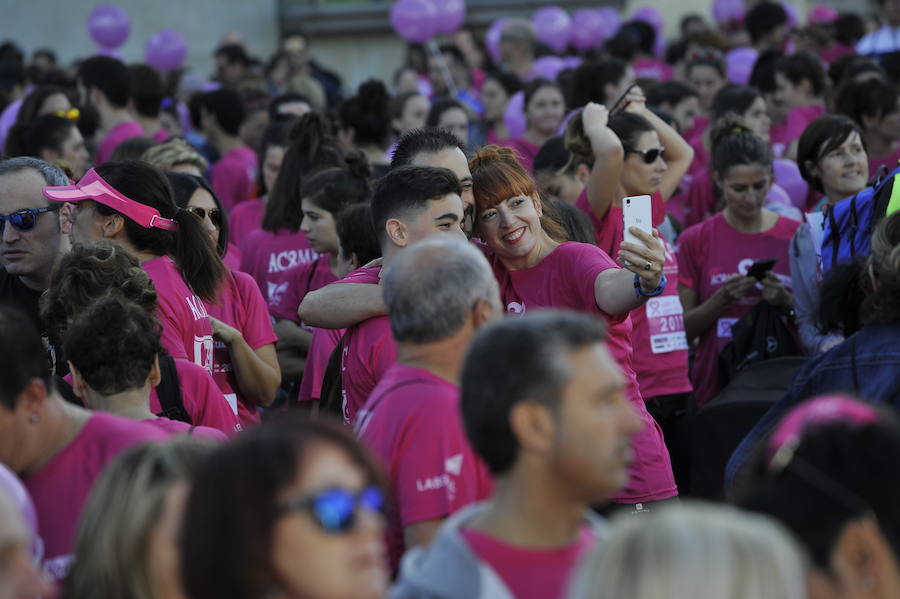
[268,281,288,304]
[267,249,318,273]
[185,295,209,320]
[445,454,464,476]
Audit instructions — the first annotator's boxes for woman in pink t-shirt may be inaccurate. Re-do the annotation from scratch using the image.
[773,52,827,160]
[499,79,566,173]
[470,146,678,505]
[269,161,371,400]
[678,117,800,407]
[168,172,281,426]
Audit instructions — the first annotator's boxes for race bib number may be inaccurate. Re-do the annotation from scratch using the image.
[717,318,739,339]
[646,296,688,354]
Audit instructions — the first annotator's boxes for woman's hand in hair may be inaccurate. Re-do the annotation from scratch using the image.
[582,102,610,133]
[622,87,648,115]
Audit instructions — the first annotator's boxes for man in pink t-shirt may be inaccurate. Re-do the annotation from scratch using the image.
[339,165,467,426]
[356,237,499,571]
[393,311,643,599]
[78,56,145,165]
[0,308,166,580]
[199,89,257,213]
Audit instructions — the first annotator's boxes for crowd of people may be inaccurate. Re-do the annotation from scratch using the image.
[3,2,900,597]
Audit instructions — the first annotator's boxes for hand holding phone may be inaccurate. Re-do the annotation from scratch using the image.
[746,258,777,282]
[622,195,653,247]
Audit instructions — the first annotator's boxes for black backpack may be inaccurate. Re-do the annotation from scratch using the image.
[718,300,802,387]
[317,334,346,419]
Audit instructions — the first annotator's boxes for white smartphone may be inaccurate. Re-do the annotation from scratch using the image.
[622,194,652,247]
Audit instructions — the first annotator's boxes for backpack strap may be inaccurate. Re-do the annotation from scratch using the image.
[827,202,840,269]
[155,355,193,424]
[849,195,859,259]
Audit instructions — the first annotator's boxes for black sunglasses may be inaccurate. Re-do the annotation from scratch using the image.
[627,147,665,164]
[187,206,222,228]
[278,486,385,534]
[0,205,61,235]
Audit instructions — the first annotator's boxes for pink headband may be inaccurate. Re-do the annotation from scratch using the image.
[42,168,179,232]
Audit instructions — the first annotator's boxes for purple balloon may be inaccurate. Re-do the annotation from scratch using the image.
[596,7,622,41]
[712,0,746,25]
[485,18,508,63]
[88,4,131,49]
[571,9,605,51]
[145,29,188,71]
[504,91,526,138]
[435,0,466,35]
[0,464,39,558]
[532,6,572,54]
[726,47,759,84]
[562,56,583,70]
[766,183,792,207]
[773,158,809,209]
[390,0,438,44]
[532,55,566,80]
[784,2,799,28]
[632,6,664,33]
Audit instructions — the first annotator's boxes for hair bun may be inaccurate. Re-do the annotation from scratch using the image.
[710,113,755,149]
[469,144,522,171]
[344,149,373,181]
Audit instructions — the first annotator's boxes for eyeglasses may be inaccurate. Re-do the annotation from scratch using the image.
[187,206,222,228]
[278,486,385,534]
[627,147,665,164]
[0,205,61,235]
[53,108,80,122]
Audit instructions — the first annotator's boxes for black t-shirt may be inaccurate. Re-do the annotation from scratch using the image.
[0,267,43,331]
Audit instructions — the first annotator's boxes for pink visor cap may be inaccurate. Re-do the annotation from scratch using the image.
[42,168,179,232]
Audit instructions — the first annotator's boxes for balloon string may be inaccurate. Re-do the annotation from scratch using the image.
[427,40,458,98]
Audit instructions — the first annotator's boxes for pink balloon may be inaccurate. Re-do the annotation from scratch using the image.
[597,8,622,40]
[145,29,188,71]
[504,91,526,138]
[435,0,467,35]
[390,0,438,44]
[532,6,572,54]
[571,9,605,51]
[773,158,809,209]
[485,18,508,63]
[532,55,566,80]
[88,4,131,49]
[0,464,39,559]
[712,0,745,25]
[632,6,664,33]
[809,5,839,25]
[726,47,759,84]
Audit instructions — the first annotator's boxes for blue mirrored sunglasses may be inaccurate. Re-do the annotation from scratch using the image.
[0,205,61,235]
[280,486,385,534]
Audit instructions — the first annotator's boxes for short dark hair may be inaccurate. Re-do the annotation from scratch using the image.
[339,79,390,148]
[749,49,783,94]
[78,56,130,108]
[711,84,763,123]
[198,88,245,136]
[797,115,866,193]
[370,165,462,245]
[127,64,164,118]
[567,58,629,108]
[166,171,230,257]
[533,136,575,174]
[776,51,827,97]
[300,152,371,218]
[744,2,788,44]
[828,55,884,89]
[835,78,899,129]
[426,97,467,128]
[214,43,250,66]
[460,310,607,475]
[336,203,381,267]
[0,305,51,409]
[484,69,523,97]
[647,80,698,109]
[64,296,162,395]
[608,112,655,153]
[109,136,157,162]
[390,128,465,169]
[9,114,74,158]
[181,416,387,599]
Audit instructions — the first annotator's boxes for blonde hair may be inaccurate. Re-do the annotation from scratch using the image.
[63,439,214,599]
[568,502,807,599]
[141,138,208,173]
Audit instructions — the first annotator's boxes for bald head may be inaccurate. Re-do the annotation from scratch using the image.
[383,237,499,344]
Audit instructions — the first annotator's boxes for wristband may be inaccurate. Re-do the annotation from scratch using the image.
[634,273,667,298]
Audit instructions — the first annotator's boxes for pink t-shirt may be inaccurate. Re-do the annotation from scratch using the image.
[868,145,900,178]
[269,255,339,322]
[356,363,493,571]
[24,412,166,579]
[228,198,265,251]
[147,359,241,435]
[299,326,344,403]
[142,417,228,441]
[142,256,214,373]
[204,270,279,426]
[338,267,397,425]
[239,228,319,303]
[224,242,242,272]
[770,119,790,158]
[95,121,145,165]
[151,128,171,143]
[784,105,826,149]
[498,137,542,173]
[211,146,258,213]
[490,242,677,502]
[677,212,801,406]
[667,169,717,230]
[461,526,597,599]
[633,57,674,81]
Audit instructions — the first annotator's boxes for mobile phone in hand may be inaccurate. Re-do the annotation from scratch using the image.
[622,195,652,247]
[746,258,777,281]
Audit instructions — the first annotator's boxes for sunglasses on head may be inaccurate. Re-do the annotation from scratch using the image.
[279,486,385,534]
[0,205,61,235]
[54,108,80,122]
[627,146,665,164]
[187,206,222,228]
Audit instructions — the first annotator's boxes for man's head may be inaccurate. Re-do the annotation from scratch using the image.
[77,56,130,111]
[371,165,465,258]
[127,64,165,119]
[460,311,642,503]
[391,129,474,236]
[214,44,250,86]
[198,88,245,139]
[646,81,701,134]
[383,236,500,348]
[745,2,790,50]
[0,306,55,474]
[499,18,536,67]
[0,158,69,291]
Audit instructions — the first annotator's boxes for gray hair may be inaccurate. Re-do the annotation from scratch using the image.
[0,156,69,187]
[568,502,807,599]
[500,18,536,46]
[383,236,498,344]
